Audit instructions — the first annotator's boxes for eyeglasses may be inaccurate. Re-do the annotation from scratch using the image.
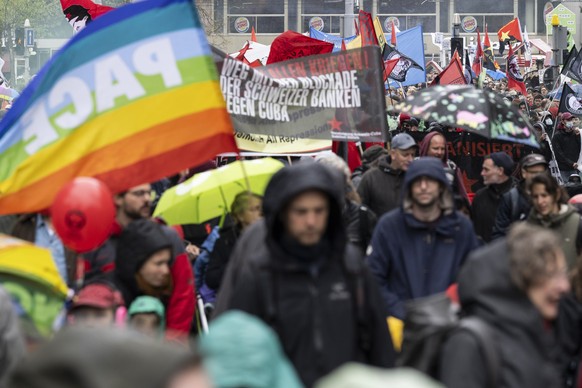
[127,190,153,198]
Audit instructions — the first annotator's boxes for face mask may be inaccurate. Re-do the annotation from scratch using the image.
[566,122,574,129]
[545,118,553,126]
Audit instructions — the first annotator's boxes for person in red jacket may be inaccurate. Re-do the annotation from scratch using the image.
[80,183,195,343]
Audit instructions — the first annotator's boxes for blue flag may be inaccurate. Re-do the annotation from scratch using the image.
[388,25,425,86]
[309,27,356,52]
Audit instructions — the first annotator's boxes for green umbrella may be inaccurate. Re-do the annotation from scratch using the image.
[153,158,284,226]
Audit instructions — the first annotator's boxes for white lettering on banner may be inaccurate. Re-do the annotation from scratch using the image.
[49,77,93,131]
[21,38,183,155]
[23,104,57,155]
[258,101,289,121]
[226,95,255,116]
[133,38,182,88]
[310,88,361,108]
[95,55,146,112]
[220,76,242,96]
[221,58,249,79]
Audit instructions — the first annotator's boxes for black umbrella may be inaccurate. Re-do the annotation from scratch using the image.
[389,85,539,147]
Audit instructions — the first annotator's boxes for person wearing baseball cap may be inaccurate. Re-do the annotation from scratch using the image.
[492,153,548,240]
[357,133,418,217]
[68,283,124,329]
[472,152,516,242]
[554,112,581,182]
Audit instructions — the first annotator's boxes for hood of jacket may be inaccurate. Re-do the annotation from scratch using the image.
[199,311,303,388]
[377,155,405,176]
[8,327,190,388]
[115,219,173,304]
[0,286,25,388]
[458,239,549,342]
[262,162,346,263]
[401,157,454,214]
[527,204,578,228]
[419,132,448,163]
[128,296,166,337]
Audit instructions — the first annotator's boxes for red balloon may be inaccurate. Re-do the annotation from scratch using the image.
[51,177,115,253]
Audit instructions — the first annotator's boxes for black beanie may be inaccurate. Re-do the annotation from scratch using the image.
[489,152,515,176]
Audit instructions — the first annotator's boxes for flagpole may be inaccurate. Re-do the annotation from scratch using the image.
[398,82,407,98]
[541,127,564,185]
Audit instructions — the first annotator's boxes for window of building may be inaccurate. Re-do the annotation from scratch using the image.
[225,0,285,34]
[377,0,437,33]
[454,0,514,34]
[302,0,347,34]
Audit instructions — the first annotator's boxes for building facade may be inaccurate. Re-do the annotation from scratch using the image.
[199,0,578,55]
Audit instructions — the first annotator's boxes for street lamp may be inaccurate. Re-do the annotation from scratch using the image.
[451,13,463,62]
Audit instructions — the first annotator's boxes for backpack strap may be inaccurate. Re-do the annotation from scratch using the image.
[458,317,500,388]
[510,187,519,221]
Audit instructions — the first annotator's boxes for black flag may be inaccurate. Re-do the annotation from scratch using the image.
[558,83,582,117]
[383,44,423,83]
[561,46,582,83]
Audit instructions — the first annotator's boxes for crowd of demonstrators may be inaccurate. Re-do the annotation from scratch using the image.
[5,78,582,388]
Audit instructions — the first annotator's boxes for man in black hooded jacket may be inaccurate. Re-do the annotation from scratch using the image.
[214,162,395,387]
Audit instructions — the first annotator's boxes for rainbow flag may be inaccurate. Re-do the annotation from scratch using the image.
[0,0,237,215]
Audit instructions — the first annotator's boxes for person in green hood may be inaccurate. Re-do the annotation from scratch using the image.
[127,296,165,339]
[199,310,304,388]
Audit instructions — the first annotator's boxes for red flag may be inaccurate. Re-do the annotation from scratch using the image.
[341,39,347,51]
[251,26,257,42]
[267,31,334,64]
[506,43,527,95]
[497,17,522,55]
[483,24,498,71]
[60,0,113,32]
[390,21,397,46]
[431,51,467,86]
[472,29,483,76]
[354,19,360,36]
[383,58,399,82]
[358,10,379,47]
[332,141,361,172]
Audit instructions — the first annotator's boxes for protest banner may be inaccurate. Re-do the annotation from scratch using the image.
[216,46,388,144]
[408,131,538,193]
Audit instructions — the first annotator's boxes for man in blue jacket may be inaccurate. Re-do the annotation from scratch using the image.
[366,157,480,319]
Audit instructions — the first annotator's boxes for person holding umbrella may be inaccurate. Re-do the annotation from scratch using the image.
[205,192,263,293]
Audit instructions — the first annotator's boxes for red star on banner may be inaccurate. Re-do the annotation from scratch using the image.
[328,116,343,132]
[461,170,479,194]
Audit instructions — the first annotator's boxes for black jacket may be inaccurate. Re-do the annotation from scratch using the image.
[491,181,531,240]
[357,156,405,217]
[555,293,582,388]
[440,240,561,388]
[471,178,516,243]
[553,130,581,171]
[344,200,377,255]
[214,163,395,387]
[205,224,240,291]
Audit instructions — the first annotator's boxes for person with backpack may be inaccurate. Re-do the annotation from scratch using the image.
[214,162,395,387]
[439,223,569,388]
[366,157,480,320]
[492,153,548,240]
